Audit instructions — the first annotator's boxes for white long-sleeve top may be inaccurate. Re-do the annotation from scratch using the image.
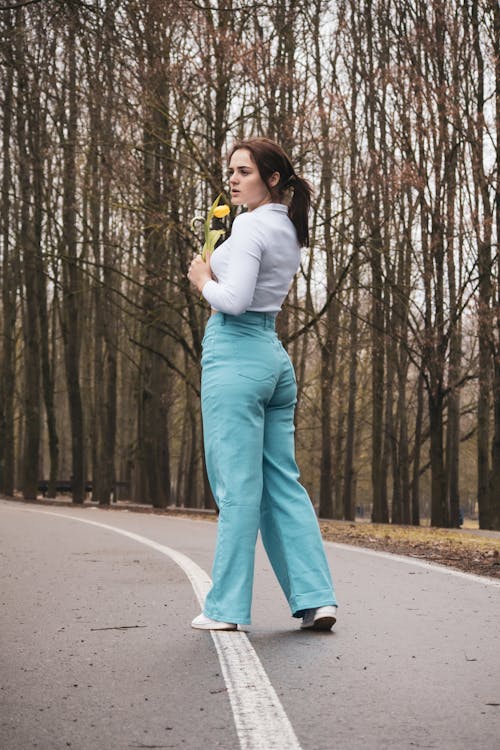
[201,203,301,316]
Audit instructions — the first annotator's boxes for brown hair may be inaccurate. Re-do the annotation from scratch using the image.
[227,136,312,247]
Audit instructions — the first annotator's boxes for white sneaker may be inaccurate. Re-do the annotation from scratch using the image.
[191,613,237,631]
[300,605,337,631]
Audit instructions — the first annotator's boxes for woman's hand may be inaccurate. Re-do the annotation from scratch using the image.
[188,254,212,293]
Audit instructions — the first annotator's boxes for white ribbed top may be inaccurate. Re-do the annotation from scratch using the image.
[201,203,301,316]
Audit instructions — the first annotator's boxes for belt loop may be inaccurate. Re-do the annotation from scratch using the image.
[221,313,226,326]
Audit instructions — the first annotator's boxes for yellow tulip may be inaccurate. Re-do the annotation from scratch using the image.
[191,193,229,261]
[213,204,230,219]
[190,193,229,298]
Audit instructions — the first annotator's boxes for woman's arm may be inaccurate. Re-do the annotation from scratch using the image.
[189,213,263,316]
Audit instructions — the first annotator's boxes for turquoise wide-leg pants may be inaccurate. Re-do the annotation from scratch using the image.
[201,311,337,625]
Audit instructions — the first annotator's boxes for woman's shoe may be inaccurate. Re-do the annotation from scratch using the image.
[191,613,237,631]
[300,605,337,630]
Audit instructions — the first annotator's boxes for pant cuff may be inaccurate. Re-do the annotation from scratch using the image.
[290,588,338,619]
[203,606,251,626]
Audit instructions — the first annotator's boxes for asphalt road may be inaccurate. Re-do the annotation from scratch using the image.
[1,498,499,750]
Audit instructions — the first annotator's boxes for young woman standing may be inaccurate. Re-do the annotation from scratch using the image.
[187,137,338,631]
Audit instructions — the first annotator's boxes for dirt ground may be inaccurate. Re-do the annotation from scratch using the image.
[318,519,500,579]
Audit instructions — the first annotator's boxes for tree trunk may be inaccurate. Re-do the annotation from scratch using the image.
[90,10,117,506]
[445,41,462,529]
[342,21,360,523]
[318,342,334,518]
[488,0,500,529]
[365,0,387,523]
[15,9,41,500]
[135,11,173,509]
[0,12,16,496]
[429,390,448,527]
[31,50,59,498]
[396,197,412,525]
[343,283,359,522]
[411,371,424,526]
[471,0,493,528]
[59,14,85,504]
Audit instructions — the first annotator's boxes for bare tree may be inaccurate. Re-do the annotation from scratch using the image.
[0,9,16,496]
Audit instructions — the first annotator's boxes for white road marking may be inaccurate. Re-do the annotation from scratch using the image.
[8,505,302,750]
[327,540,500,587]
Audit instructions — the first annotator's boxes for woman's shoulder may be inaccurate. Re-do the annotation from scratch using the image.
[231,210,254,228]
[231,205,289,233]
[229,205,297,254]
[230,210,266,241]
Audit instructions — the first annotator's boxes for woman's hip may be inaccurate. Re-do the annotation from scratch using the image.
[202,315,284,383]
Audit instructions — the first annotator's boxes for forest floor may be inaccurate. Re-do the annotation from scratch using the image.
[3,493,500,580]
[317,519,500,580]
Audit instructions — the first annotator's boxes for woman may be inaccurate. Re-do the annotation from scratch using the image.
[187,137,338,631]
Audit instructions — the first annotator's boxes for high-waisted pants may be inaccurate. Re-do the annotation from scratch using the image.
[201,311,337,625]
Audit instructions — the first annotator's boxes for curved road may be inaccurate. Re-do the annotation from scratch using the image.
[1,498,499,750]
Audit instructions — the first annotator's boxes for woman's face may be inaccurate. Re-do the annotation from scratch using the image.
[228,149,278,211]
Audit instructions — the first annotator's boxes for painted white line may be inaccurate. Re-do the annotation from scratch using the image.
[8,505,302,750]
[326,540,500,587]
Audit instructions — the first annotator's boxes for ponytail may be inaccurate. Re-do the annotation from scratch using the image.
[285,174,312,248]
[227,137,312,247]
